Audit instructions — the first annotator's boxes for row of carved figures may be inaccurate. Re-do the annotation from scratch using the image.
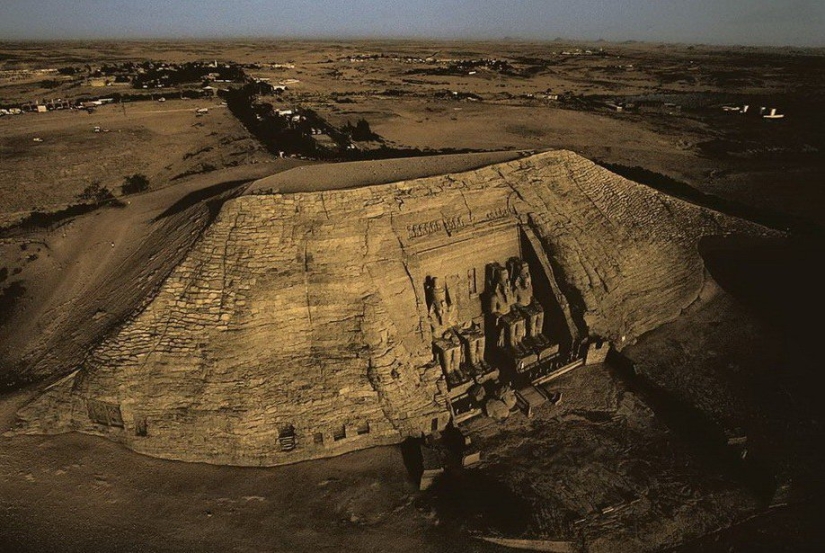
[425,257,552,383]
[485,258,545,350]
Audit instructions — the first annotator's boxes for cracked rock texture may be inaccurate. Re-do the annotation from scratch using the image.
[18,150,769,466]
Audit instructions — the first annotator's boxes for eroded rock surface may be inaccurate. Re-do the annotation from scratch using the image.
[17,150,769,466]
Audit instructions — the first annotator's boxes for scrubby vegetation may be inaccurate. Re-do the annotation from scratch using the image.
[224,85,481,161]
[121,173,150,195]
[0,181,127,238]
[77,181,116,204]
[0,281,25,325]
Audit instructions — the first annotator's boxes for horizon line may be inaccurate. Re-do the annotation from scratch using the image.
[1,35,824,51]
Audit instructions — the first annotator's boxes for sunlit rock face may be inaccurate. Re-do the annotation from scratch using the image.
[19,150,767,466]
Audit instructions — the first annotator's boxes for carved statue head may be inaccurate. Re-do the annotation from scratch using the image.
[518,263,531,285]
[497,266,510,288]
[431,277,446,302]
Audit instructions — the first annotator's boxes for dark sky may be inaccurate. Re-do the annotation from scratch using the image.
[1,0,822,47]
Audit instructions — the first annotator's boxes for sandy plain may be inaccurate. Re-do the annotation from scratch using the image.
[1,40,823,552]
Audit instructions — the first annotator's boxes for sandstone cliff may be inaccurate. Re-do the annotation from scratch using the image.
[17,150,770,466]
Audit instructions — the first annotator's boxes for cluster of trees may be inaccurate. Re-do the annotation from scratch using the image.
[121,174,150,195]
[77,181,116,204]
[224,85,403,162]
[132,62,245,89]
[343,118,379,141]
[223,85,319,157]
[1,174,150,238]
[77,173,149,203]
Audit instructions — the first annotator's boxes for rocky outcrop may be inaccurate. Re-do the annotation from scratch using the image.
[506,151,752,343]
[17,150,770,466]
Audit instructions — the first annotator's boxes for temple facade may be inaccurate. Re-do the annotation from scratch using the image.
[425,255,573,423]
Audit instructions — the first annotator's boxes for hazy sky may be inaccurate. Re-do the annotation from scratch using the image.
[0,0,822,47]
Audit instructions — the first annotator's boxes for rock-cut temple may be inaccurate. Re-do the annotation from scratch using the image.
[18,151,767,466]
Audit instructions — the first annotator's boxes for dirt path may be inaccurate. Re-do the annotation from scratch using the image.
[135,105,228,115]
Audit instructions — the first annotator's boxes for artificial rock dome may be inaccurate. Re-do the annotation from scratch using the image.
[19,150,766,466]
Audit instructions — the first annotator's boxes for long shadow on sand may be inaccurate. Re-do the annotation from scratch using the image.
[699,235,825,341]
[598,162,824,236]
[427,469,532,537]
[659,234,825,552]
[152,179,252,222]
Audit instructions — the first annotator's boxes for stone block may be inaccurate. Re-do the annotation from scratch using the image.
[484,398,510,421]
[462,450,481,467]
[585,341,610,365]
[515,386,547,418]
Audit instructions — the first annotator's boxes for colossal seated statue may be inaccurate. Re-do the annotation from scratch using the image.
[457,321,499,384]
[458,321,485,367]
[426,276,457,336]
[433,328,471,391]
[510,258,545,339]
[486,264,514,317]
[426,276,486,391]
[511,258,534,307]
[486,263,520,349]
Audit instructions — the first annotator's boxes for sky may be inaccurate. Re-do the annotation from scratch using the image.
[0,0,822,47]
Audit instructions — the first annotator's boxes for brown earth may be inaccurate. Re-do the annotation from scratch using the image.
[0,99,272,226]
[1,39,823,552]
[3,40,823,226]
[0,161,302,384]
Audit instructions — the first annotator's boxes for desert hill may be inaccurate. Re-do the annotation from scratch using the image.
[14,150,771,466]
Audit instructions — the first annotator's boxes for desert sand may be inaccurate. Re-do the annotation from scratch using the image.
[2,40,823,552]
